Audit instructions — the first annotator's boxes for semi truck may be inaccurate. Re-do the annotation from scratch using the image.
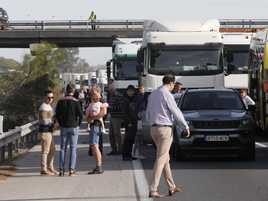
[248,29,268,133]
[106,38,142,93]
[137,20,225,93]
[222,32,253,89]
[218,19,268,89]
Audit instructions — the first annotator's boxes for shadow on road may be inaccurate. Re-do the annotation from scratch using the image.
[141,145,268,170]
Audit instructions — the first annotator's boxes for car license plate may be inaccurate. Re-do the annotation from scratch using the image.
[205,135,229,142]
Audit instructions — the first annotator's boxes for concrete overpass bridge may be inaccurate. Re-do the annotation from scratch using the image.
[0,20,144,48]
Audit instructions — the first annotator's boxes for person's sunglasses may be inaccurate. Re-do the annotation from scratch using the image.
[47,96,54,100]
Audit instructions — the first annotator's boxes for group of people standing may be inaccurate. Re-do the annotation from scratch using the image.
[38,82,147,177]
[37,76,189,198]
[39,84,84,177]
[107,84,147,160]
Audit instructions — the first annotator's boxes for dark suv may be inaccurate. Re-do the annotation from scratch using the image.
[173,88,255,160]
[0,8,8,30]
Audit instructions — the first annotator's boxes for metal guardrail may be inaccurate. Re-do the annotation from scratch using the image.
[0,121,39,162]
[6,20,145,30]
[219,19,268,28]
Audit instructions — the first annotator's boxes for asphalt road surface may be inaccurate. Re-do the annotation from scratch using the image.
[141,142,268,201]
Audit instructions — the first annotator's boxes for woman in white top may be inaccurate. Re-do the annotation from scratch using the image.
[240,89,255,109]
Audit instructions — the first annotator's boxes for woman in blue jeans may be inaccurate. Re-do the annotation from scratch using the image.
[86,90,108,174]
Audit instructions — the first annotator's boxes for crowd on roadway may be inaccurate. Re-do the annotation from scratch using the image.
[37,75,256,198]
[38,81,148,176]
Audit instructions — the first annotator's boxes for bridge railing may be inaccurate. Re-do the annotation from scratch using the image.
[7,20,145,30]
[0,121,39,163]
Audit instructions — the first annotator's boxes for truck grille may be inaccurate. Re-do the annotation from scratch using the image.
[192,121,240,129]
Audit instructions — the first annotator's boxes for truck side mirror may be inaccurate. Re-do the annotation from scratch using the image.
[227,63,235,74]
[106,61,111,67]
[136,64,144,73]
[137,48,144,64]
[224,50,234,63]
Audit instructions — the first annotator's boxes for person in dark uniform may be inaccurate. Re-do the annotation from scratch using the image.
[122,85,138,161]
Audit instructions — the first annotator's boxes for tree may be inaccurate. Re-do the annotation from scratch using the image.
[58,48,80,73]
[0,57,21,70]
[0,42,65,130]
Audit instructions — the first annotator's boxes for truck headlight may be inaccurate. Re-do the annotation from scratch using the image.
[239,119,249,128]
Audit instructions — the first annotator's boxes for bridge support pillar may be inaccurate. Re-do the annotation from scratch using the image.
[8,143,13,161]
[1,146,5,162]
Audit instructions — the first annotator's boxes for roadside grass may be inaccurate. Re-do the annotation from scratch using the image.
[0,164,16,182]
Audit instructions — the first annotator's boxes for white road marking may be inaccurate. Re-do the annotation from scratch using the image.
[255,142,268,148]
[132,160,153,201]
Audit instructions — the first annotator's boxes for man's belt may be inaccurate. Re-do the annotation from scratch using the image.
[152,124,172,128]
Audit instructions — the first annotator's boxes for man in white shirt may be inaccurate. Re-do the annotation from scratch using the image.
[146,74,190,198]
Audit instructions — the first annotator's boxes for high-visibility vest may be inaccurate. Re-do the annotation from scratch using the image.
[88,13,94,20]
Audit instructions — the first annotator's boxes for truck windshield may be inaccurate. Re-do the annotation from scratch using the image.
[113,59,138,80]
[181,91,244,111]
[149,46,223,76]
[224,45,249,74]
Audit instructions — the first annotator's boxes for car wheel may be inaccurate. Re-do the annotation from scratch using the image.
[240,141,255,161]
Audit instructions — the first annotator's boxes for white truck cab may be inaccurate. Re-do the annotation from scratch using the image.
[107,38,142,92]
[139,20,225,92]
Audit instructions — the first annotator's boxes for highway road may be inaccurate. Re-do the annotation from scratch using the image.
[141,141,268,201]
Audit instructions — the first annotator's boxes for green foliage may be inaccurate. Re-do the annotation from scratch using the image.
[0,42,65,129]
[58,48,91,73]
[0,57,21,70]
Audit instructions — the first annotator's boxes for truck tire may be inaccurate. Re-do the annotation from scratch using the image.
[240,141,255,161]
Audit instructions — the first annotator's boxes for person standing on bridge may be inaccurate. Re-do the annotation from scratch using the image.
[38,90,58,176]
[146,74,190,198]
[88,11,97,30]
[55,84,83,177]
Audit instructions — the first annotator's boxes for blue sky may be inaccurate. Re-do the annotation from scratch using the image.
[1,0,268,65]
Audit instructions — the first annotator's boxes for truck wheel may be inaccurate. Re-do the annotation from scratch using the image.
[240,141,255,161]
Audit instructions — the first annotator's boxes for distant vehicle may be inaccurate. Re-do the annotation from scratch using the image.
[222,33,253,89]
[0,8,8,30]
[137,20,225,93]
[106,38,142,93]
[248,29,268,134]
[218,19,268,89]
[173,88,255,160]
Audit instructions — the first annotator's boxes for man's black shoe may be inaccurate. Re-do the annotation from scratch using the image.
[107,151,117,156]
[122,157,132,161]
[122,156,137,161]
[88,166,104,174]
[59,170,65,177]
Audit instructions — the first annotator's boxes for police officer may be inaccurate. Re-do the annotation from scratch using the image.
[122,85,138,161]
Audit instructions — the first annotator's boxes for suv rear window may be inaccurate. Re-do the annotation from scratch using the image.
[181,91,244,110]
